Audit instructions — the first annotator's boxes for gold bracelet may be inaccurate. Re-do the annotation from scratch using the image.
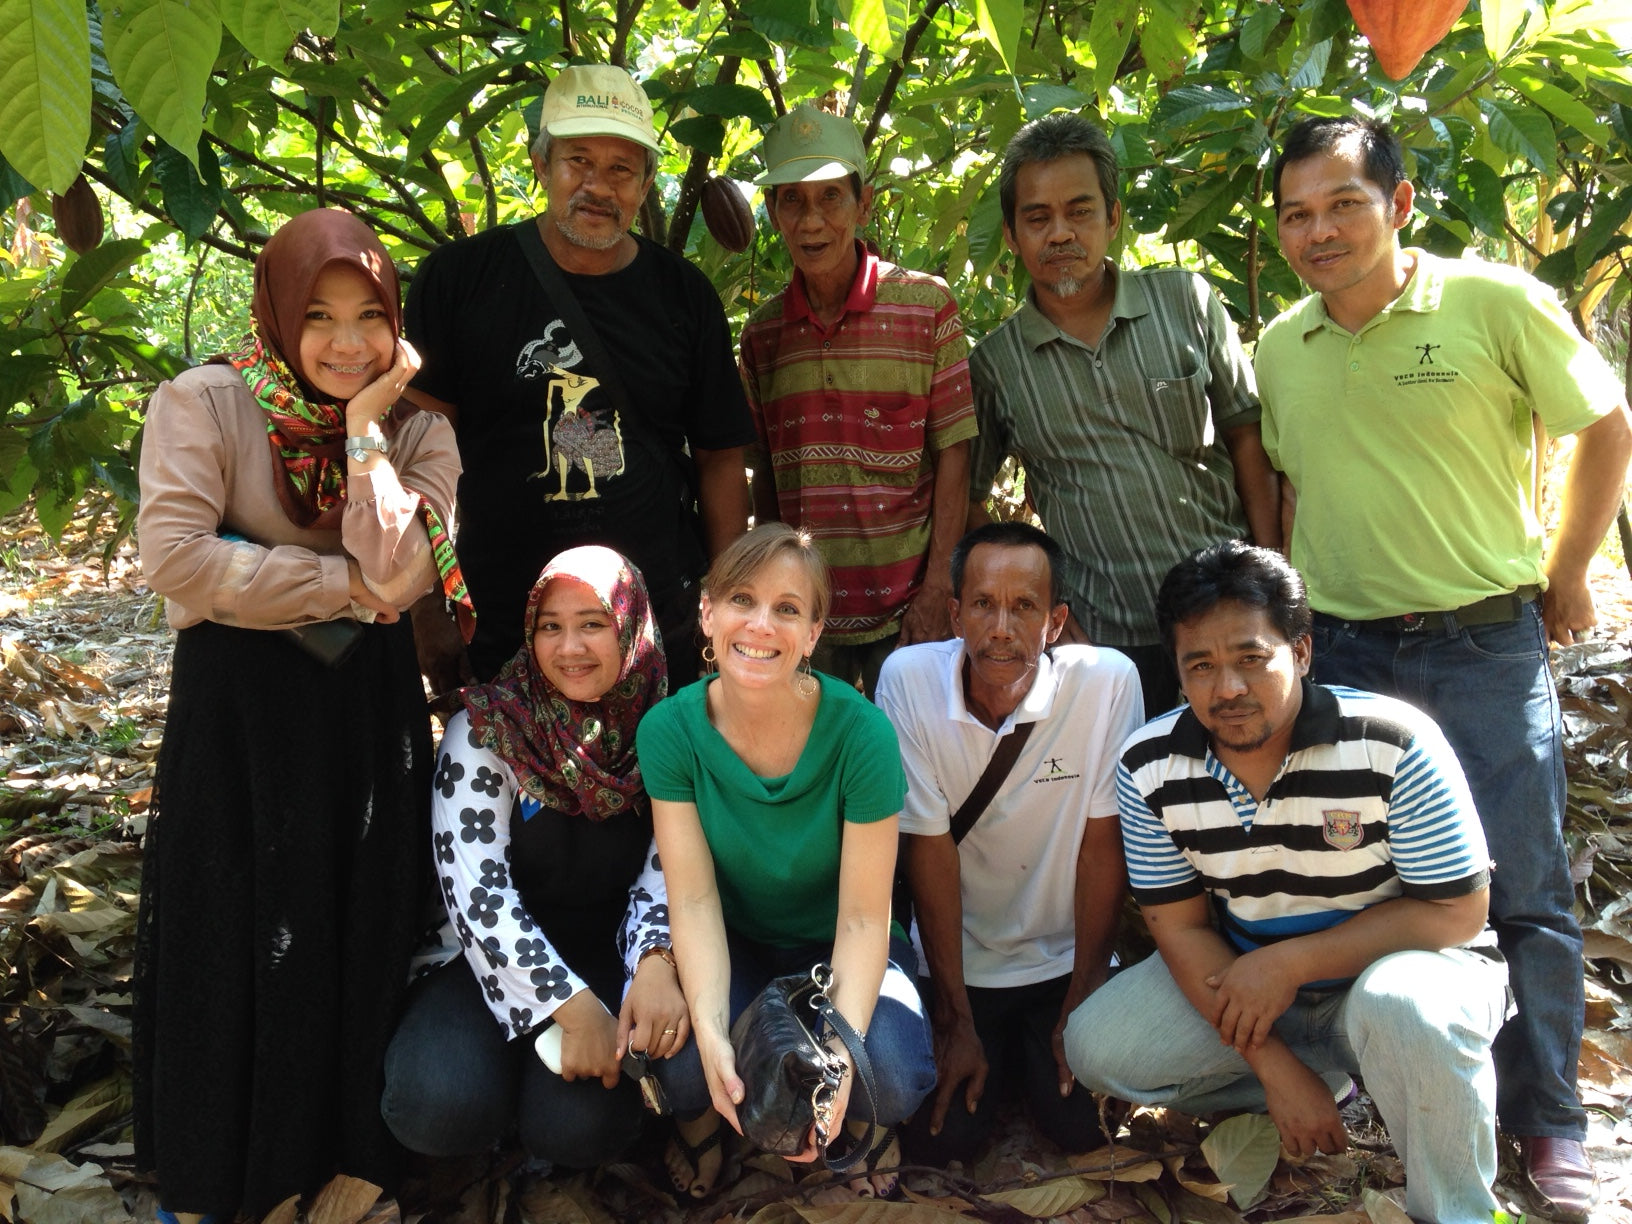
[639,945,678,971]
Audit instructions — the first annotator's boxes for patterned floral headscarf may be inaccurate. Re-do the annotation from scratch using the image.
[460,547,666,820]
[214,208,475,639]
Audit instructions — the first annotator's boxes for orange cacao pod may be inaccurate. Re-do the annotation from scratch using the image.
[52,175,104,254]
[1347,0,1469,80]
[701,176,754,253]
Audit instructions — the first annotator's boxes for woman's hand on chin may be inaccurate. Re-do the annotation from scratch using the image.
[345,338,421,427]
[619,950,690,1061]
[553,989,623,1088]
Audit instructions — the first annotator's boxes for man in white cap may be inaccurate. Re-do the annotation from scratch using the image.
[740,103,977,697]
[406,64,755,688]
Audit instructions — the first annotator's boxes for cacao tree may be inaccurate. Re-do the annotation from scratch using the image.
[1,0,1629,538]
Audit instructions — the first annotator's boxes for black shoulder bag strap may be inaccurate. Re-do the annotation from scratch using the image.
[949,718,1036,844]
[894,718,1037,928]
[514,221,652,435]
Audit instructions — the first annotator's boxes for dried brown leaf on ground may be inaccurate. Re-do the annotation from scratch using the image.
[4,494,1632,1221]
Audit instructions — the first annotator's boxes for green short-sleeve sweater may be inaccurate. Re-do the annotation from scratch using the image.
[637,672,905,948]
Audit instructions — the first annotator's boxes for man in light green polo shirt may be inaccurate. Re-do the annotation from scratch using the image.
[1255,113,1631,1220]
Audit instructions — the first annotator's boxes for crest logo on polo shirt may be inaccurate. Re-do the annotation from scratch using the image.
[1322,809,1362,850]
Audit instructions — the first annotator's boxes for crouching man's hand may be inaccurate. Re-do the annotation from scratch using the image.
[1252,1042,1348,1159]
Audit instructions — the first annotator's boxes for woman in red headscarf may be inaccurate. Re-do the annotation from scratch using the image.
[132,208,470,1223]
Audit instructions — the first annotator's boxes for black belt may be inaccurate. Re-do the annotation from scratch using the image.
[1325,585,1541,635]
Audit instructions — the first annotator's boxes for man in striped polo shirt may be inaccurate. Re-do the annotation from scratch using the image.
[742,104,978,697]
[1065,542,1509,1224]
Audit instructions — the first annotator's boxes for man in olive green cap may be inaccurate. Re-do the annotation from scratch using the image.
[741,103,978,699]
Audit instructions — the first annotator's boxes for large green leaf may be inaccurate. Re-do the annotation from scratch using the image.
[965,185,1007,279]
[841,0,909,59]
[153,143,220,239]
[402,62,507,162]
[220,0,338,65]
[1572,184,1632,271]
[1501,66,1616,145]
[680,84,777,125]
[1479,96,1556,173]
[1141,0,1202,84]
[59,238,149,318]
[1447,159,1509,239]
[974,0,1022,74]
[101,0,222,169]
[0,0,91,194]
[1239,4,1283,62]
[670,116,726,157]
[1166,168,1249,243]
[1151,85,1252,129]
[0,354,57,410]
[1483,0,1535,60]
[1089,0,1139,103]
[0,150,34,204]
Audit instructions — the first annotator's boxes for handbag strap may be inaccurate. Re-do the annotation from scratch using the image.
[949,718,1036,844]
[809,981,881,1175]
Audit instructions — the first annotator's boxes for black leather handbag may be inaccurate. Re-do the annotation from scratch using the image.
[729,963,879,1173]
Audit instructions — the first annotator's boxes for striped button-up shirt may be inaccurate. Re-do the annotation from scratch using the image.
[969,266,1258,646]
[742,248,977,642]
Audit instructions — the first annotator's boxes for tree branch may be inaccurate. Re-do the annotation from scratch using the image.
[863,0,947,148]
[758,60,786,116]
[611,0,648,66]
[77,162,257,263]
[666,56,742,254]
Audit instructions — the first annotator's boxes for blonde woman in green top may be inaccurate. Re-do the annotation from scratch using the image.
[637,523,935,1198]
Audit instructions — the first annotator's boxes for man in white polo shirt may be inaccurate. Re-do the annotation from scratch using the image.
[877,522,1143,1163]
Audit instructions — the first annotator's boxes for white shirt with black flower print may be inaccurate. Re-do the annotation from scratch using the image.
[431,709,672,1038]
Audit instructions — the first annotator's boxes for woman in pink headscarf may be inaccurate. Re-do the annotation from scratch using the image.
[132,208,469,1223]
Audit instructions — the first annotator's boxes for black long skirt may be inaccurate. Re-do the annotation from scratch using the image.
[131,617,433,1217]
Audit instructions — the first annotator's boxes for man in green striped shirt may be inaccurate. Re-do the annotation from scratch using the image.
[968,114,1279,715]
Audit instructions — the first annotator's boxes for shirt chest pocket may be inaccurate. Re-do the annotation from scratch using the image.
[1128,350,1215,456]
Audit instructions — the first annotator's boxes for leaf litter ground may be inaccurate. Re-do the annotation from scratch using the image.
[2,499,1630,1224]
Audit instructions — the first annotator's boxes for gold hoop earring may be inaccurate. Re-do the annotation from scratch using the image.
[798,654,817,697]
[701,643,717,673]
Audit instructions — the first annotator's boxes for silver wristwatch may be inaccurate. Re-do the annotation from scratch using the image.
[344,435,389,462]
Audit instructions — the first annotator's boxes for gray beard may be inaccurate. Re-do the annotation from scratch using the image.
[556,208,626,250]
[1048,272,1085,298]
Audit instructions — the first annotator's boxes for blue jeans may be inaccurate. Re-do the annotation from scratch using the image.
[380,960,644,1167]
[653,932,936,1128]
[1066,948,1510,1224]
[1310,603,1586,1140]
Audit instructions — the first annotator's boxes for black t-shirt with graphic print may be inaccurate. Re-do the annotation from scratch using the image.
[406,223,755,677]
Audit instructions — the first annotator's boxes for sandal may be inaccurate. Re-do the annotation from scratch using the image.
[847,1125,901,1200]
[666,1112,726,1200]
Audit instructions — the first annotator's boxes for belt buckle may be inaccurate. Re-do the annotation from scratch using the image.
[1398,612,1428,634]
